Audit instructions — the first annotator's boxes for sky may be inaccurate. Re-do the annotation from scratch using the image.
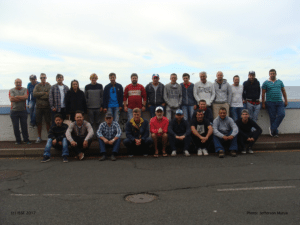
[0,0,300,89]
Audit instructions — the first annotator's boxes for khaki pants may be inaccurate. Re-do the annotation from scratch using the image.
[212,103,230,119]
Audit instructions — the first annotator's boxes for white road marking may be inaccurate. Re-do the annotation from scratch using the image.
[10,194,87,196]
[217,186,296,192]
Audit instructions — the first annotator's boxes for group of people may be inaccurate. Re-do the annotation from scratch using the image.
[8,69,288,162]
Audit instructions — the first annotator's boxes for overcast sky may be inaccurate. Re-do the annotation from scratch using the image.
[0,0,299,89]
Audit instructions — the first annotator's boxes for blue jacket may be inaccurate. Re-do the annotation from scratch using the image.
[103,83,123,109]
[27,82,39,103]
[125,118,149,141]
[181,83,197,106]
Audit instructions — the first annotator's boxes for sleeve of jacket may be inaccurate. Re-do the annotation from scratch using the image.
[193,83,200,103]
[141,85,147,103]
[161,84,165,104]
[227,84,232,104]
[33,85,44,98]
[213,118,224,139]
[27,83,31,103]
[242,81,246,100]
[65,122,74,142]
[207,108,214,124]
[229,118,239,137]
[123,85,128,102]
[57,124,68,141]
[125,122,135,141]
[103,85,108,109]
[48,126,55,139]
[65,91,70,114]
[168,120,176,136]
[118,84,124,107]
[82,92,87,113]
[84,122,94,141]
[257,81,261,101]
[115,122,122,138]
[141,120,149,141]
[184,120,191,136]
[49,86,54,109]
[84,85,89,106]
[210,83,215,106]
[251,120,262,139]
[163,85,170,106]
[145,84,150,104]
[100,84,104,107]
[178,85,182,105]
[236,120,249,139]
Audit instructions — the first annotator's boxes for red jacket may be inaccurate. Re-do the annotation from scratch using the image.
[123,83,147,109]
[150,116,169,136]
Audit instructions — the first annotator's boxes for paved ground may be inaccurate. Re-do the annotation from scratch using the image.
[0,151,300,225]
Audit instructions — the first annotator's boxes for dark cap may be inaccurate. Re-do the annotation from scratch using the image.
[105,112,113,118]
[29,75,37,80]
[249,71,255,75]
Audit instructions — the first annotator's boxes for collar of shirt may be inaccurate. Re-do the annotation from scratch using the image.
[184,83,191,89]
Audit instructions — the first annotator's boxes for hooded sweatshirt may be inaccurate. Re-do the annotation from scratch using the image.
[213,79,232,104]
[145,82,165,105]
[163,83,182,108]
[242,78,261,102]
[213,116,239,138]
[193,81,215,106]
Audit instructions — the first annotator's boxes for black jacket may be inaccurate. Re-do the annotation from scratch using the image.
[48,123,69,141]
[145,82,165,106]
[168,118,191,137]
[236,118,262,139]
[192,107,213,124]
[65,90,87,114]
[103,83,123,109]
[125,119,150,141]
[242,78,261,101]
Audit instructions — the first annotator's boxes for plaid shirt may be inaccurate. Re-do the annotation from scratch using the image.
[49,84,69,111]
[97,121,122,140]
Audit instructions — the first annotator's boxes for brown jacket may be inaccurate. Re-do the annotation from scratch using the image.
[33,83,51,108]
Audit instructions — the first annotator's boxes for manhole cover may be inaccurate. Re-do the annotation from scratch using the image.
[0,170,23,179]
[125,193,158,203]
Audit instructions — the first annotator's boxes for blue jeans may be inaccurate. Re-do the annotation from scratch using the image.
[149,105,165,118]
[43,138,69,157]
[108,107,120,122]
[127,108,133,121]
[28,101,37,126]
[181,105,194,121]
[98,138,121,154]
[213,133,238,152]
[246,102,261,122]
[265,101,285,135]
[230,107,244,122]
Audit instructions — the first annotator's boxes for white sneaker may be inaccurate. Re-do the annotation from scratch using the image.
[197,149,203,156]
[269,127,273,137]
[202,148,209,156]
[171,150,177,156]
[35,137,42,143]
[184,150,190,157]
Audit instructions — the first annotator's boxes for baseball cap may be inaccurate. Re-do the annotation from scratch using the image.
[105,112,113,118]
[155,106,164,112]
[175,109,183,115]
[152,74,159,78]
[249,71,255,75]
[29,75,37,80]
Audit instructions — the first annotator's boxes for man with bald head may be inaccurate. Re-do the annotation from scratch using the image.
[9,79,31,144]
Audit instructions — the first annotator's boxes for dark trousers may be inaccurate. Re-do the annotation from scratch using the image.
[51,108,66,126]
[10,110,29,143]
[168,134,191,151]
[70,136,92,154]
[191,134,211,149]
[123,137,153,155]
[238,130,262,149]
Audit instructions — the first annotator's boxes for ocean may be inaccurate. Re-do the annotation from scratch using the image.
[0,86,299,106]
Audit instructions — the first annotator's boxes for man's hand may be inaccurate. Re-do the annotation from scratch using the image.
[103,138,109,144]
[119,107,123,111]
[124,106,128,112]
[135,139,141,146]
[71,141,77,147]
[142,106,146,112]
[222,136,228,140]
[161,103,166,107]
[228,135,234,140]
[262,102,265,109]
[107,139,114,145]
[194,105,197,110]
[52,139,57,145]
[201,136,208,143]
[100,107,103,112]
[284,101,288,107]
[247,137,252,142]
[158,128,163,133]
[83,140,88,148]
[52,108,56,112]
[103,108,107,113]
[58,141,62,145]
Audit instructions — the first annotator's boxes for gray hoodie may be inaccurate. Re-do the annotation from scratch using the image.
[213,116,239,138]
[214,79,232,104]
[193,81,215,106]
[163,82,182,108]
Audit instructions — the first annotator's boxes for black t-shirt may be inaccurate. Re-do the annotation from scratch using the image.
[191,118,210,137]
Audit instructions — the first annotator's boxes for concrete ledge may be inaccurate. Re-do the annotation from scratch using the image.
[253,141,300,150]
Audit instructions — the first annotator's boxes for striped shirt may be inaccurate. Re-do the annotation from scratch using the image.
[262,79,284,102]
[96,121,122,140]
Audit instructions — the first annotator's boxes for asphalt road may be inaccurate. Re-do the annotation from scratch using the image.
[0,151,300,225]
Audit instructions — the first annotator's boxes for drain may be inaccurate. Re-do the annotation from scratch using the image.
[125,193,158,203]
[0,170,23,180]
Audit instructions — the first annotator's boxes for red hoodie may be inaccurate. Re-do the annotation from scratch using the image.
[150,116,169,136]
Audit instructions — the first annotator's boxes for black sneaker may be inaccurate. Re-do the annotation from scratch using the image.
[111,155,117,161]
[99,155,106,161]
[230,150,237,157]
[41,156,50,163]
[63,156,68,163]
[219,150,224,158]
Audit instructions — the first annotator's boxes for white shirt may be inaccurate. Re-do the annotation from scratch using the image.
[231,85,243,107]
[58,85,65,108]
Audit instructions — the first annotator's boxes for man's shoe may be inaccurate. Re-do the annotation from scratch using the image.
[41,156,50,163]
[184,150,190,157]
[99,155,106,161]
[248,148,254,154]
[241,148,246,154]
[35,137,42,143]
[128,155,133,158]
[218,150,224,158]
[79,152,84,160]
[25,141,32,145]
[197,149,203,156]
[274,134,279,138]
[171,150,177,156]
[202,148,209,156]
[63,156,68,163]
[269,127,273,137]
[111,155,117,161]
[143,154,148,157]
[15,142,21,145]
[230,150,237,157]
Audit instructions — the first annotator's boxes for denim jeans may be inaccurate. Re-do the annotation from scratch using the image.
[149,105,165,118]
[10,110,29,143]
[230,107,244,122]
[213,133,238,152]
[181,105,194,121]
[265,101,285,135]
[246,102,261,122]
[43,138,69,157]
[127,108,133,121]
[108,107,120,122]
[98,138,121,154]
[28,101,37,126]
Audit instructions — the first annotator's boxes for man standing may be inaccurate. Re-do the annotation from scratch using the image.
[27,75,39,127]
[194,71,215,108]
[180,73,197,121]
[213,107,239,158]
[66,111,94,160]
[9,79,31,145]
[242,71,261,122]
[123,108,153,157]
[145,74,165,118]
[230,75,244,121]
[164,73,182,121]
[33,73,51,143]
[236,109,262,154]
[85,73,103,135]
[150,107,169,157]
[103,73,123,122]
[49,74,69,125]
[192,99,214,124]
[191,110,213,156]
[213,71,232,119]
[97,112,122,161]
[123,73,147,121]
[168,109,191,157]
[262,69,288,137]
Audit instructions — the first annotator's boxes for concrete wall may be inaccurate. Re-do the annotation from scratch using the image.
[1,109,299,141]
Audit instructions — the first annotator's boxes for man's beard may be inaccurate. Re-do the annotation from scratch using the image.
[156,115,162,119]
[132,81,137,84]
